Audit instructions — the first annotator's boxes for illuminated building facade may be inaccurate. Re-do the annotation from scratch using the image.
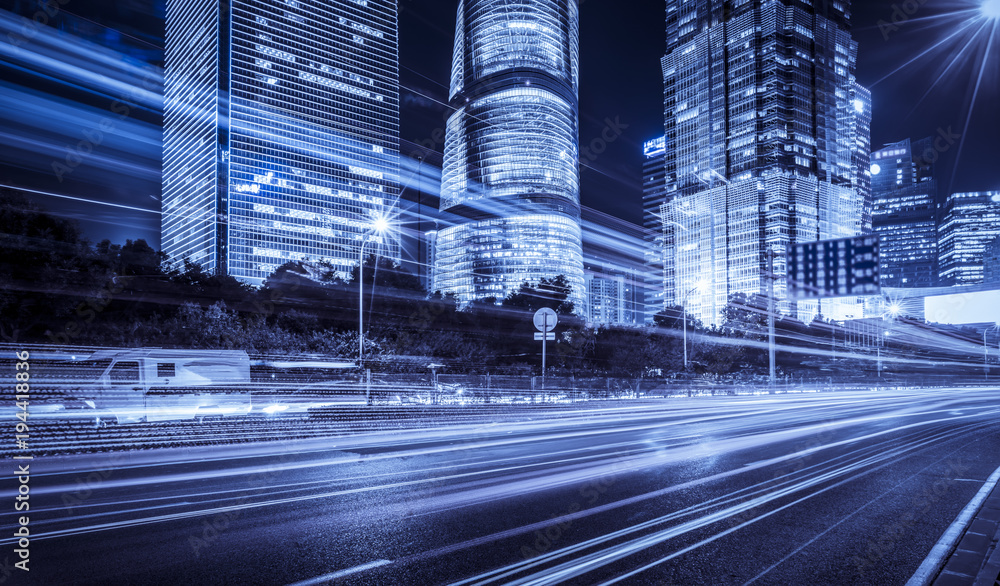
[984,236,1000,285]
[939,191,1000,286]
[584,271,639,326]
[871,138,938,287]
[642,135,672,323]
[162,0,399,285]
[434,0,584,307]
[581,207,646,326]
[661,0,871,325]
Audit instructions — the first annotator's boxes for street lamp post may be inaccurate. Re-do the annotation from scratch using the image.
[984,324,1000,380]
[358,215,389,367]
[878,301,901,380]
[766,247,776,388]
[680,282,707,370]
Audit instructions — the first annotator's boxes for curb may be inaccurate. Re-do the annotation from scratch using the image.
[907,464,1000,586]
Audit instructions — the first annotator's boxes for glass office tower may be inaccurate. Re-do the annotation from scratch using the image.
[871,138,939,288]
[642,136,672,323]
[939,191,1000,285]
[162,0,398,285]
[434,0,584,307]
[661,0,871,325]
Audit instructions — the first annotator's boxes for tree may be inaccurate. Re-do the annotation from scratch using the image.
[653,304,702,330]
[348,254,423,292]
[0,187,107,342]
[719,292,768,339]
[502,275,575,314]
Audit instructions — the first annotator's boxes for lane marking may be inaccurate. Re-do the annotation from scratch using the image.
[287,559,391,585]
[906,463,1000,586]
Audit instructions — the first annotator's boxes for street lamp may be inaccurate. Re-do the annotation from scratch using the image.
[681,280,708,370]
[358,211,390,366]
[877,301,901,379]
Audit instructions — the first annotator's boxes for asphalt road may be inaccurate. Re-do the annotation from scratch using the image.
[6,387,1000,585]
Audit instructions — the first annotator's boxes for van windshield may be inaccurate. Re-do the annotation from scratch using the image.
[62,359,113,383]
[109,361,140,383]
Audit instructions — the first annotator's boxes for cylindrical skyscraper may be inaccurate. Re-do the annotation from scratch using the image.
[434,0,584,308]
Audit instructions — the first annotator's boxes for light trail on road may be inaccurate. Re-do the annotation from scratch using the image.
[9,387,1000,585]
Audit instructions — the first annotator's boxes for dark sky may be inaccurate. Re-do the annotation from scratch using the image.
[400,0,1000,226]
[3,0,998,245]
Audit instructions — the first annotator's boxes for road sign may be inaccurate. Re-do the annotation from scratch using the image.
[533,307,558,332]
[787,235,880,299]
[534,332,555,341]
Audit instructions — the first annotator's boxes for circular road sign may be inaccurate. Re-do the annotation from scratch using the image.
[533,307,558,332]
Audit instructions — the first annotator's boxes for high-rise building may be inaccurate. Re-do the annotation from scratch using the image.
[581,207,646,325]
[642,135,672,323]
[939,191,1000,286]
[434,0,584,308]
[162,0,399,285]
[984,236,1000,286]
[661,1,871,326]
[584,271,639,326]
[871,138,938,288]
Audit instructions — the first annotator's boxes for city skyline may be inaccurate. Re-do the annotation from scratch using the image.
[5,4,1000,583]
[1,0,998,252]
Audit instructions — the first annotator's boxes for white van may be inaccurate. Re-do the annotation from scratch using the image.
[81,349,253,424]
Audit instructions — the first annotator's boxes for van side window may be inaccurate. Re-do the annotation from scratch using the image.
[157,362,176,377]
[109,361,140,382]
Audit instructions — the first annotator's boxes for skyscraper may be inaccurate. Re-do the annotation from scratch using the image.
[939,191,1000,286]
[642,135,672,323]
[162,0,399,285]
[434,0,584,307]
[871,138,938,288]
[984,236,1000,286]
[584,272,638,326]
[661,1,871,326]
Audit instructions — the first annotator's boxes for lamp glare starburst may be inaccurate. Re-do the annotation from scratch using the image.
[982,0,1000,19]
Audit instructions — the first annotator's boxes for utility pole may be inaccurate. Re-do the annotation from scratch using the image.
[767,247,776,389]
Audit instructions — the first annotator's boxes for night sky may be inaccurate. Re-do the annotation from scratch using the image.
[1,0,997,247]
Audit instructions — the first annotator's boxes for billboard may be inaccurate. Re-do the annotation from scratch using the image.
[924,289,1000,325]
[787,235,880,299]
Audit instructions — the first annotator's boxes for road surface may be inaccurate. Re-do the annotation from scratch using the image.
[6,387,1000,585]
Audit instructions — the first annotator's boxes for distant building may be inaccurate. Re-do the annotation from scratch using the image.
[581,207,646,325]
[642,135,671,323]
[939,192,1000,286]
[985,236,1000,286]
[584,271,640,326]
[871,138,938,287]
[396,155,441,293]
[660,0,871,326]
[162,0,399,285]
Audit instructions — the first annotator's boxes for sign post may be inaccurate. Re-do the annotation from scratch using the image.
[533,308,557,389]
